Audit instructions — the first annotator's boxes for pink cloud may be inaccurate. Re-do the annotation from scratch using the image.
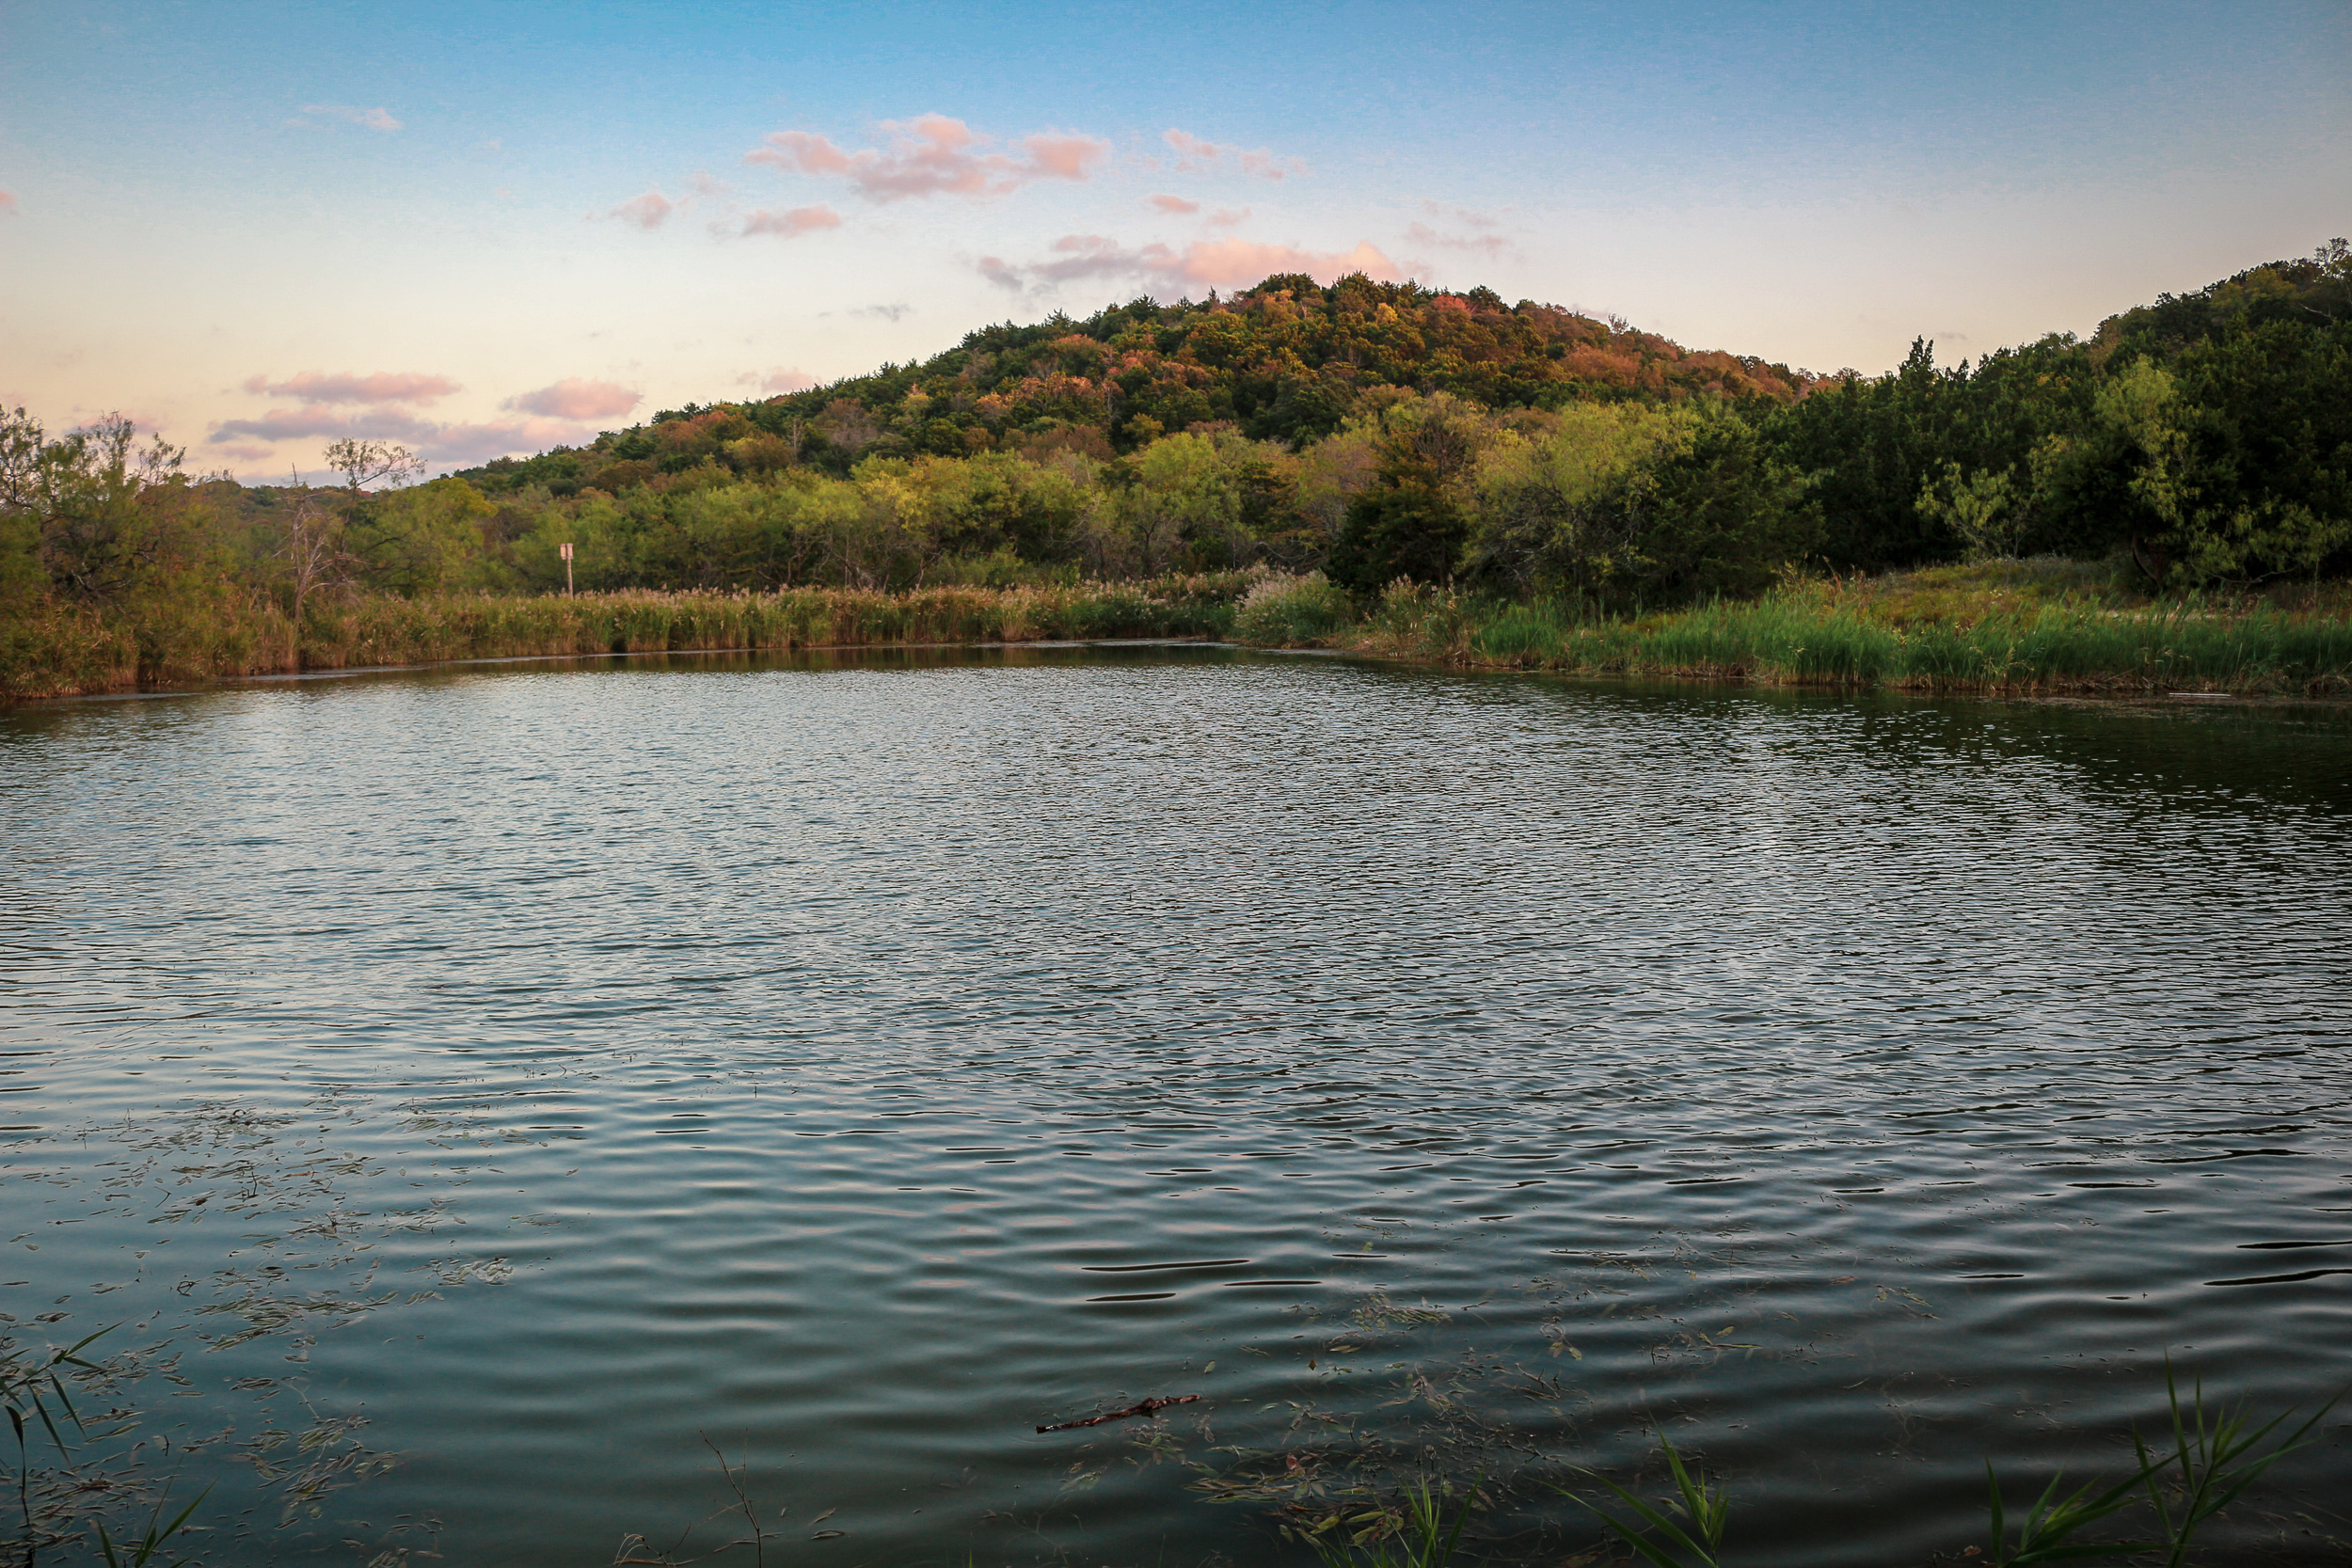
[503,379,643,420]
[1207,206,1250,230]
[762,368,818,393]
[980,234,1403,294]
[242,371,461,405]
[1019,133,1108,182]
[609,189,675,230]
[741,204,842,240]
[294,103,402,132]
[1161,129,1306,182]
[0,191,15,215]
[209,405,438,443]
[206,406,594,467]
[744,114,1108,202]
[1149,194,1200,214]
[1179,238,1400,288]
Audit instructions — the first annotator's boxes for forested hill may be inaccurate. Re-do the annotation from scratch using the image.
[457,274,1821,497]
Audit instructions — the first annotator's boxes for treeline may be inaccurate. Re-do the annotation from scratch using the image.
[3,244,2347,690]
[456,239,2349,597]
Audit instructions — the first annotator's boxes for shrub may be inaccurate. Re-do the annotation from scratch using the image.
[1232,572,1356,647]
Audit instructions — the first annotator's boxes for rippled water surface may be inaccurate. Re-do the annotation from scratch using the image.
[5,648,2351,1567]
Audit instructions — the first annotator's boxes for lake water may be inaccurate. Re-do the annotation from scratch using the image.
[5,647,2350,1568]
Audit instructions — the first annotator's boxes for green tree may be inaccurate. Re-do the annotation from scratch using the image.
[352,478,500,595]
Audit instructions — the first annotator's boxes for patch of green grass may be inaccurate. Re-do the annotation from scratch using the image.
[1252,565,2352,696]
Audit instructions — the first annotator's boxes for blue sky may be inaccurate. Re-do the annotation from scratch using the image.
[2,0,2344,477]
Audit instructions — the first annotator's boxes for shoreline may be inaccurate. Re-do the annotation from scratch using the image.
[19,629,2352,714]
[9,563,2351,708]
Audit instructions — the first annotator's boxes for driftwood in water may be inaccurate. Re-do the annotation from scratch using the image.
[1035,1394,1200,1433]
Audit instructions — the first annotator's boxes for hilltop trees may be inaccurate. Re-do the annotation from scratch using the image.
[458,274,1818,501]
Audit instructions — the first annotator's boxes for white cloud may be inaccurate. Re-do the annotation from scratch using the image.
[292,103,403,132]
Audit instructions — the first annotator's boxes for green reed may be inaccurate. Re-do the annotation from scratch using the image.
[1560,1433,1727,1568]
[1494,1371,2332,1568]
[1302,1475,1482,1568]
[1242,571,2352,696]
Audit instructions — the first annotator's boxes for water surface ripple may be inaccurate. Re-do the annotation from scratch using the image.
[4,650,2349,1566]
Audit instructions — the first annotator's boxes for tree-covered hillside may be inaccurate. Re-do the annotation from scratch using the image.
[456,275,1818,499]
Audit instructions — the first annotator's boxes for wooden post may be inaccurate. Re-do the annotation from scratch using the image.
[560,541,574,596]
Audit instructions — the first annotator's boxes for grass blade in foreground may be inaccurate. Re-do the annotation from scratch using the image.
[1304,1474,1481,1568]
[2134,1359,2342,1568]
[1981,1455,2166,1566]
[1558,1432,1729,1568]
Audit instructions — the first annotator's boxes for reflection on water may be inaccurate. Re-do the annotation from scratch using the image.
[4,648,2350,1567]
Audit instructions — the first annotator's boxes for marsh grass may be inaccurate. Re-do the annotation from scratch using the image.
[1152,1332,2344,1568]
[0,574,1253,703]
[1248,560,2352,696]
[1232,573,1356,648]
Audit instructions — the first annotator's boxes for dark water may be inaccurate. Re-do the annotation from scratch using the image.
[5,647,2350,1568]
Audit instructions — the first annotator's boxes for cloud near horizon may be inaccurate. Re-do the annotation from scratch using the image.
[1406,220,1510,261]
[1161,129,1306,182]
[740,204,842,240]
[242,371,461,404]
[979,234,1403,294]
[504,378,642,420]
[745,114,1109,203]
[206,405,595,467]
[209,404,436,444]
[293,103,402,132]
[760,368,818,393]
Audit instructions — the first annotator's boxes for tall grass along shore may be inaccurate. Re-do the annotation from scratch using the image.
[8,560,2352,705]
[1236,558,2352,697]
[0,575,1249,703]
